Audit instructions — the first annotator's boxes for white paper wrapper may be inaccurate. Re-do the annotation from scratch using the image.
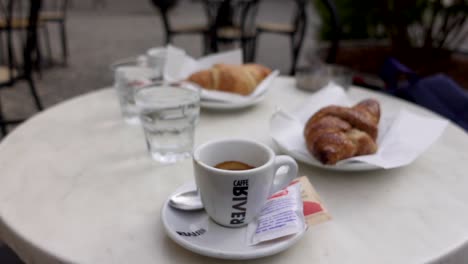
[270,83,449,169]
[163,45,279,103]
[247,182,306,246]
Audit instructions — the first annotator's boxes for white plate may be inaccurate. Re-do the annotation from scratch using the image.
[161,181,306,260]
[200,95,265,110]
[270,110,381,172]
[272,138,380,171]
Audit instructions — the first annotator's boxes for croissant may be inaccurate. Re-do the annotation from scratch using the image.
[303,99,381,165]
[187,63,272,95]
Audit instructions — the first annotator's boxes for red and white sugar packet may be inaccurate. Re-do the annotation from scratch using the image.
[295,176,331,226]
[247,176,330,246]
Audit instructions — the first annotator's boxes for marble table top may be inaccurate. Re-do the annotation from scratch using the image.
[0,77,467,264]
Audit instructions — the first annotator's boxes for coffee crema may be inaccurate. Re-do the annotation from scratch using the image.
[214,161,255,171]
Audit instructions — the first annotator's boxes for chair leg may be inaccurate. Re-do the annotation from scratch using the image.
[202,34,211,55]
[26,76,43,111]
[289,36,301,76]
[248,37,257,62]
[165,32,172,46]
[240,39,247,62]
[42,24,53,66]
[0,97,7,136]
[252,31,262,62]
[34,35,43,78]
[0,33,4,65]
[244,40,250,63]
[59,21,68,66]
[241,37,255,63]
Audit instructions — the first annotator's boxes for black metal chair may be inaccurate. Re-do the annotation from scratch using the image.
[256,0,341,75]
[0,0,46,73]
[150,0,212,54]
[206,0,259,62]
[256,0,307,75]
[0,0,43,137]
[40,0,69,66]
[321,0,341,65]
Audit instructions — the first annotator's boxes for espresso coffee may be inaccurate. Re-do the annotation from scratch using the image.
[215,161,255,171]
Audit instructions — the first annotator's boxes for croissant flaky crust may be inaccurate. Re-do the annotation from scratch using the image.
[303,99,381,165]
[187,63,272,95]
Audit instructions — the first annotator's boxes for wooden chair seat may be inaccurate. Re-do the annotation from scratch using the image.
[172,24,209,34]
[0,18,45,29]
[217,26,256,39]
[0,18,28,29]
[257,22,295,34]
[0,67,18,83]
[40,11,65,21]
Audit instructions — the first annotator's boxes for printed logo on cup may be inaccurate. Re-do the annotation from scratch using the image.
[231,179,249,225]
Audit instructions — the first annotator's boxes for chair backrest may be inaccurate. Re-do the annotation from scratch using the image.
[208,0,259,37]
[292,0,307,34]
[319,0,340,63]
[41,0,68,17]
[0,0,41,85]
[151,0,178,11]
[149,0,180,44]
[238,0,259,36]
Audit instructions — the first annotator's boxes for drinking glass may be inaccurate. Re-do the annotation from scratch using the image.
[296,64,353,92]
[113,65,154,124]
[327,64,353,89]
[146,47,167,79]
[135,82,201,163]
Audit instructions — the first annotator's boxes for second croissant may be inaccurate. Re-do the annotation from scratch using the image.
[187,63,272,96]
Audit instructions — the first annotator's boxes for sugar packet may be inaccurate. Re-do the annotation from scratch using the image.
[247,181,305,245]
[247,176,330,246]
[294,176,331,226]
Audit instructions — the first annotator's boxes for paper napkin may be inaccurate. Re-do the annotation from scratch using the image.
[270,83,449,169]
[163,45,279,103]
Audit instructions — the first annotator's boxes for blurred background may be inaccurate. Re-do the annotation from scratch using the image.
[0,0,467,261]
[0,0,467,134]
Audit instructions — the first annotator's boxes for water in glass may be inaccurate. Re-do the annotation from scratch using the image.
[135,85,200,163]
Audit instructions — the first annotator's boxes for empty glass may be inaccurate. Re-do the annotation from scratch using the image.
[296,64,353,92]
[135,82,200,163]
[113,65,154,124]
[146,47,167,79]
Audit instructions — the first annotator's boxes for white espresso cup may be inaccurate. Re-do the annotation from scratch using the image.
[193,138,299,228]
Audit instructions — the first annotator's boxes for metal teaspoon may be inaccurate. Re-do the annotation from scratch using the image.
[169,189,204,211]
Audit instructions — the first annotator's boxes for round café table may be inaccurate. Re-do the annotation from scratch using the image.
[0,77,467,264]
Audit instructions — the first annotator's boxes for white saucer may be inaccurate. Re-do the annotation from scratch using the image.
[200,95,265,110]
[161,181,306,260]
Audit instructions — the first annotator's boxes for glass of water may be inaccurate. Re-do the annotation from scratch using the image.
[134,82,201,163]
[113,66,154,124]
[296,64,353,92]
[146,47,167,79]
